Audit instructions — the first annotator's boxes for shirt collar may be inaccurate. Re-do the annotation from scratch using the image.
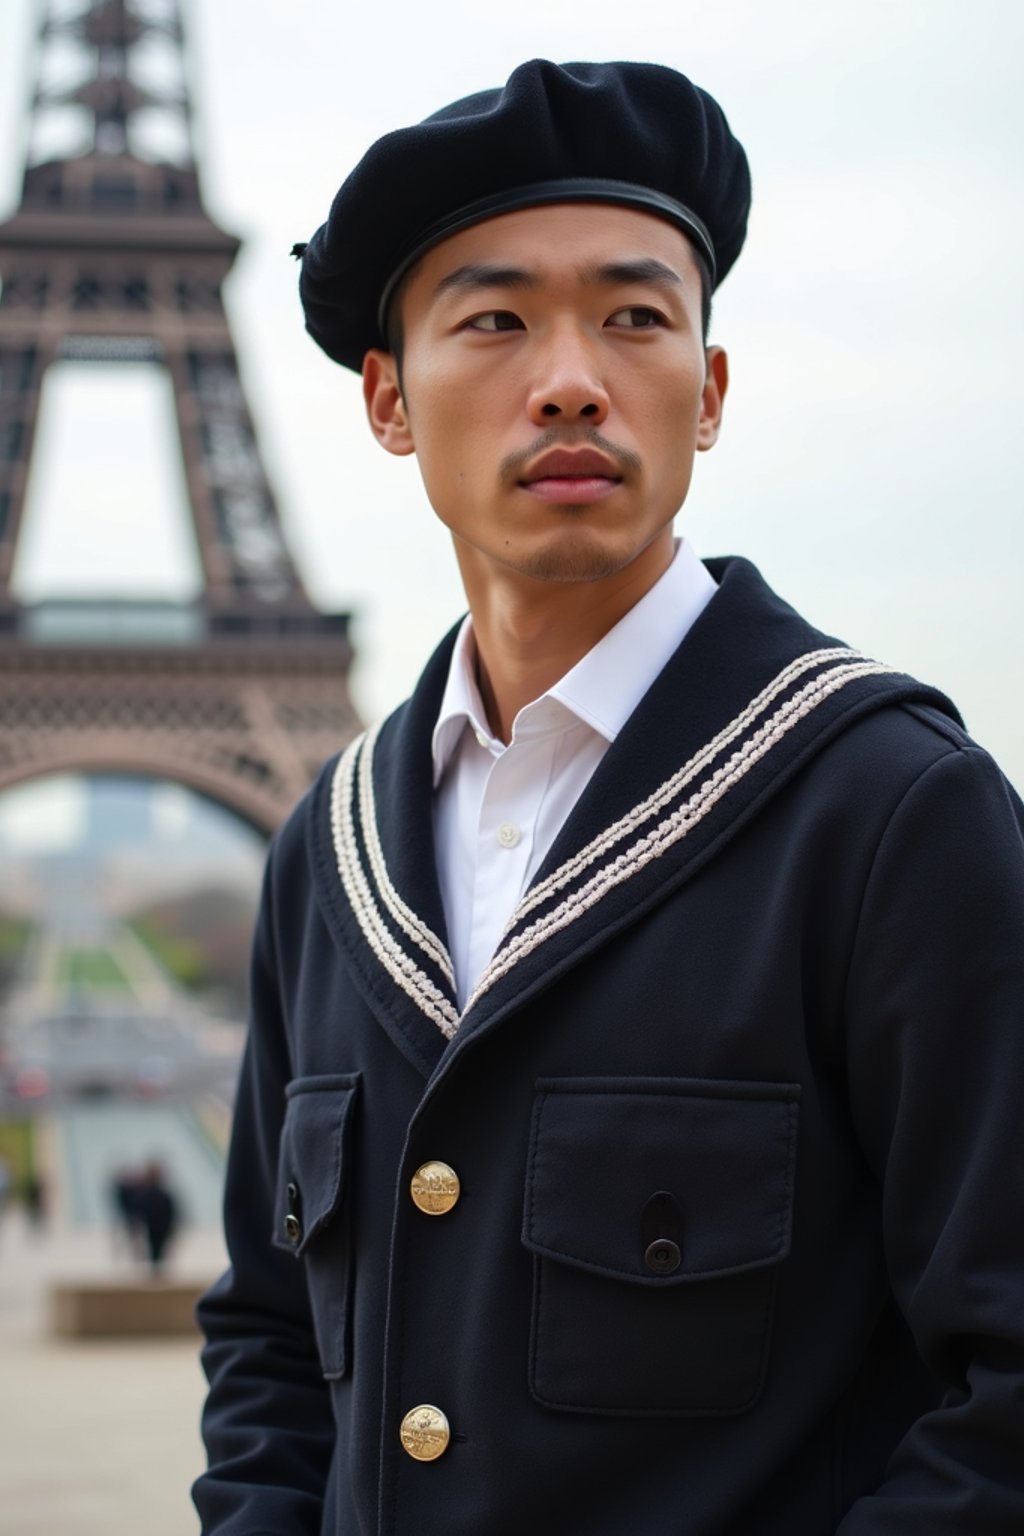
[548,538,717,740]
[431,539,717,786]
[431,616,494,785]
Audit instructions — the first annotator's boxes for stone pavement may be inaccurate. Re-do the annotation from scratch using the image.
[0,1206,228,1536]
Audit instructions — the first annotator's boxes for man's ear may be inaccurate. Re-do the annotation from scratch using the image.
[696,345,728,452]
[362,349,415,456]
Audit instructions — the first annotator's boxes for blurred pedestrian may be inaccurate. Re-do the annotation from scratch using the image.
[109,1165,144,1258]
[22,1170,47,1232]
[135,1159,179,1274]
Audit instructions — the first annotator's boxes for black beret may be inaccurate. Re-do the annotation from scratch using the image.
[294,59,751,372]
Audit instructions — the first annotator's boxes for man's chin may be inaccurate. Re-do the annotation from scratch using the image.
[502,532,632,586]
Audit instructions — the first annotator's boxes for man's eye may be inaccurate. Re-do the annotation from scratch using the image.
[467,311,524,332]
[607,306,664,329]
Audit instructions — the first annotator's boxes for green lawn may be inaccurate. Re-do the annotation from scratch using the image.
[0,917,33,996]
[127,919,207,992]
[0,917,33,962]
[59,947,131,993]
[0,1119,36,1185]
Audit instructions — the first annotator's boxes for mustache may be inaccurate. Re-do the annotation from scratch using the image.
[500,427,642,482]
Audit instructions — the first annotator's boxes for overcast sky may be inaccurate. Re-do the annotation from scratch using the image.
[1,0,1022,786]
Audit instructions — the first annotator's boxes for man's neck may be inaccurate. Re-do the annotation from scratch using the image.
[457,537,676,744]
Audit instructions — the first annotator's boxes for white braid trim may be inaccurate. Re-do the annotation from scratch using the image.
[356,721,455,988]
[463,659,896,1016]
[330,734,459,1039]
[512,646,859,926]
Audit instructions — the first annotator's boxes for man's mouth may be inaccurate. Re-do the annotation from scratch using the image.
[518,448,624,505]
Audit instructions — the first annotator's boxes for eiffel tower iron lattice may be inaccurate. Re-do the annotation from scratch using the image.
[0,0,359,831]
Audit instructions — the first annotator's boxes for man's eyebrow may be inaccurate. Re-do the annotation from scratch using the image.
[431,256,685,303]
[433,263,538,299]
[579,258,684,292]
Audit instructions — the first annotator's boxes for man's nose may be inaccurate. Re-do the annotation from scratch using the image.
[526,333,610,426]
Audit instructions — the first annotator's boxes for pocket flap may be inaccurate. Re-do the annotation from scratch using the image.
[273,1073,360,1256]
[523,1076,799,1285]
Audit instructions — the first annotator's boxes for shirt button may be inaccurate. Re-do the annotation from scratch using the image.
[410,1161,461,1215]
[496,822,521,849]
[400,1404,450,1461]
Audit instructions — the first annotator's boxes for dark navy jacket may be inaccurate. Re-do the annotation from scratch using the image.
[194,558,1024,1535]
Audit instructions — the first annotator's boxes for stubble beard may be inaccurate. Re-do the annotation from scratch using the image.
[501,520,633,585]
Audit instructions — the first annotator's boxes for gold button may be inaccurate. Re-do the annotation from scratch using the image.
[400,1404,450,1461]
[410,1161,460,1216]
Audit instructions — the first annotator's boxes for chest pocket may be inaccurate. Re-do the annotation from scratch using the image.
[522,1076,799,1416]
[272,1073,360,1380]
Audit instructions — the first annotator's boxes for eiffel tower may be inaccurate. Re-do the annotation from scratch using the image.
[0,0,359,833]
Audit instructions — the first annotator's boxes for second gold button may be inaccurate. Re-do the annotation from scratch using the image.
[400,1404,450,1461]
[410,1161,460,1215]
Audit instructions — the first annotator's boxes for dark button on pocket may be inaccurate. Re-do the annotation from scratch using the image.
[644,1238,681,1274]
[285,1181,302,1245]
[641,1189,682,1274]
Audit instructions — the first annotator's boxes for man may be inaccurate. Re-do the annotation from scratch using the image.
[194,61,1024,1534]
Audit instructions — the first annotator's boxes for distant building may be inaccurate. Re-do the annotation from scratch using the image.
[0,1,360,833]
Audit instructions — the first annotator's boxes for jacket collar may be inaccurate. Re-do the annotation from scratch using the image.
[309,625,456,1077]
[310,557,960,1077]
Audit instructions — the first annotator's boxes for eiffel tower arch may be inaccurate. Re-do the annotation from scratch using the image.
[0,0,359,833]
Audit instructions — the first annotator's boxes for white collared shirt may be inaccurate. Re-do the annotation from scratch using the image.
[431,540,717,1007]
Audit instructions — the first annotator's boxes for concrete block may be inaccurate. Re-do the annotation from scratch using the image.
[50,1280,209,1338]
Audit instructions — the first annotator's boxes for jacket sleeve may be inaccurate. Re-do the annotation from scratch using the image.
[192,844,334,1535]
[838,740,1024,1531]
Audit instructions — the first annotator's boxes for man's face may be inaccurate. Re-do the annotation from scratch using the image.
[363,202,727,591]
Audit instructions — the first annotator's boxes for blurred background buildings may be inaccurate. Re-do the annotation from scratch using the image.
[0,16,359,1528]
[0,0,359,1130]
